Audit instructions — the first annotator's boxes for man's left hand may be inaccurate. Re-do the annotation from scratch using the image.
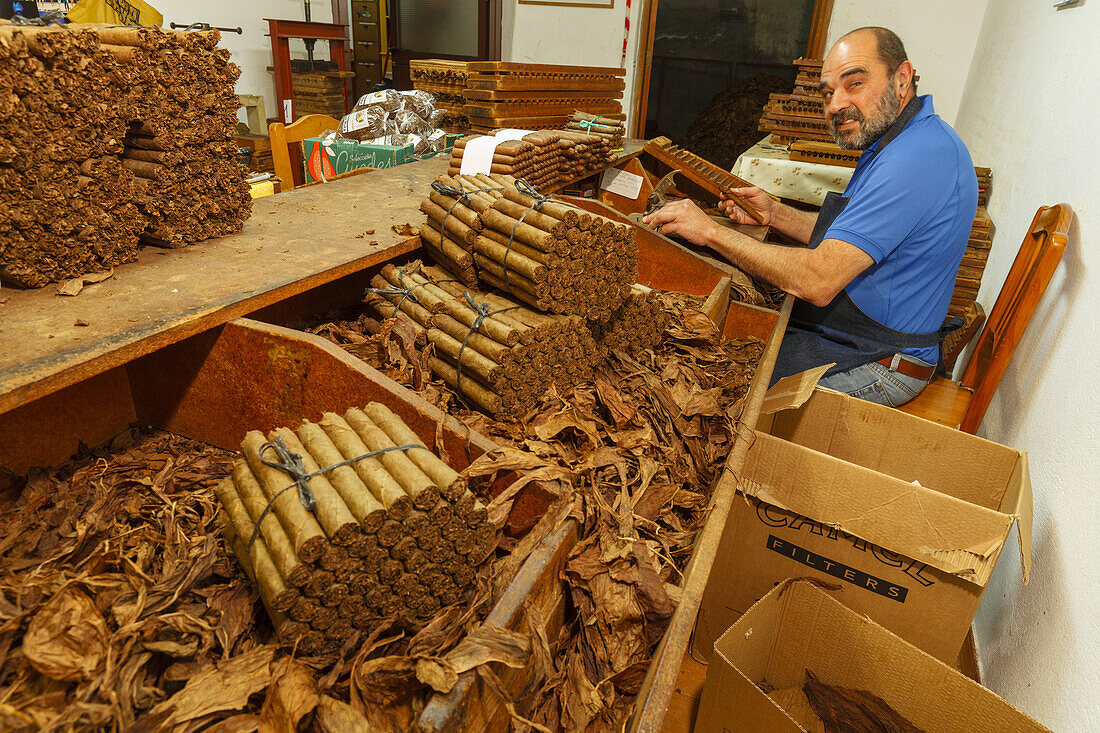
[641,199,717,245]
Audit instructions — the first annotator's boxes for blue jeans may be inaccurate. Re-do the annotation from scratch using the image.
[817,354,934,407]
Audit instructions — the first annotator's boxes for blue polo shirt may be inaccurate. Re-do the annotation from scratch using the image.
[824,95,977,363]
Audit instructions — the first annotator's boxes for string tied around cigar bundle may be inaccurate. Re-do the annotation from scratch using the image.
[247,437,427,553]
[432,180,502,249]
[502,178,577,287]
[454,291,520,394]
[364,266,426,311]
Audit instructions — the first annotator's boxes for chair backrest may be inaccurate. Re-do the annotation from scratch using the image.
[268,114,342,191]
[958,203,1072,432]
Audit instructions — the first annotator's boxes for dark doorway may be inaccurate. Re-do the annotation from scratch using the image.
[386,0,501,90]
[642,0,817,169]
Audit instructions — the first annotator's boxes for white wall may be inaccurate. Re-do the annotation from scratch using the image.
[950,2,1100,730]
[151,1,337,123]
[826,0,987,125]
[502,1,646,131]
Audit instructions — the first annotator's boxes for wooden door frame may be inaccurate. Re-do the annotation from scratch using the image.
[630,0,834,139]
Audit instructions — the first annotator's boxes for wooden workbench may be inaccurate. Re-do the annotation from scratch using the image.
[0,157,448,416]
[0,140,647,417]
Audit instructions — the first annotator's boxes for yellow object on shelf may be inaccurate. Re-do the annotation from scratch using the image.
[67,0,164,26]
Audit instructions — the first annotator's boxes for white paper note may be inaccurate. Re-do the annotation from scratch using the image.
[600,168,644,199]
[460,135,500,175]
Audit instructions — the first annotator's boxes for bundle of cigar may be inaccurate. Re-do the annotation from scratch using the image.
[588,284,670,356]
[419,173,638,320]
[566,110,625,148]
[365,263,600,416]
[0,23,250,287]
[447,129,614,191]
[215,403,493,653]
[109,26,251,248]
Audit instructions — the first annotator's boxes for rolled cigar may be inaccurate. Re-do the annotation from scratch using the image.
[453,532,476,556]
[410,271,520,346]
[376,519,403,547]
[475,253,547,298]
[241,431,328,563]
[428,326,504,386]
[318,413,414,520]
[405,549,428,572]
[430,356,501,414]
[224,463,311,587]
[478,208,556,252]
[471,233,548,283]
[305,569,336,597]
[362,546,388,574]
[297,421,387,532]
[270,427,362,546]
[478,270,543,310]
[319,544,348,572]
[344,407,442,511]
[289,596,319,624]
[430,312,511,363]
[379,558,404,584]
[311,606,338,631]
[356,405,459,501]
[222,512,299,613]
[427,190,484,231]
[391,536,419,562]
[420,198,479,245]
[320,583,350,608]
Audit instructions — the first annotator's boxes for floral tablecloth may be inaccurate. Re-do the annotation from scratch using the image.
[731,135,853,206]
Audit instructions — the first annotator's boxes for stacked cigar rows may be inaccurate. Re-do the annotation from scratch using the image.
[566,110,625,148]
[420,173,638,320]
[216,403,492,653]
[366,263,599,416]
[107,26,251,247]
[0,23,249,288]
[447,129,614,191]
[588,284,670,357]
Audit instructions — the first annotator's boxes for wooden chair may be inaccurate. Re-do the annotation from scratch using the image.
[268,114,341,191]
[898,204,1072,433]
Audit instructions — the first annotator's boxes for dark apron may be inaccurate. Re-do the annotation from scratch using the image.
[772,97,955,383]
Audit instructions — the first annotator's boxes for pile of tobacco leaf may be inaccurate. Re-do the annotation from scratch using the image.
[306,290,766,730]
[0,292,763,731]
[0,428,555,731]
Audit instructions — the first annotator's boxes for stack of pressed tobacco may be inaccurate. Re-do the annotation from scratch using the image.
[215,402,492,651]
[0,23,250,287]
[365,263,599,416]
[447,129,613,190]
[566,109,625,147]
[107,25,251,247]
[419,172,638,319]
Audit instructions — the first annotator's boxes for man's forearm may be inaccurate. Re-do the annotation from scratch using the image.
[768,202,819,244]
[703,226,845,305]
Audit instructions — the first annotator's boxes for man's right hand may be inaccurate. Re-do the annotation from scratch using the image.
[719,187,775,226]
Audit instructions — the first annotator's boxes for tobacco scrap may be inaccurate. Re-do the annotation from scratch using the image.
[803,670,925,733]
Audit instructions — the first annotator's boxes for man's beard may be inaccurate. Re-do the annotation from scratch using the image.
[828,86,902,150]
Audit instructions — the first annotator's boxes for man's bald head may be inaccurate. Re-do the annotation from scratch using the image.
[834,27,914,90]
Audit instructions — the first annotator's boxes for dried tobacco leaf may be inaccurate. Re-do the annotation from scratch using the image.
[23,586,108,682]
[259,656,320,732]
[315,695,376,733]
[142,645,275,728]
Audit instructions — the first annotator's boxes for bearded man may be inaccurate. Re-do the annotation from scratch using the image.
[643,27,977,406]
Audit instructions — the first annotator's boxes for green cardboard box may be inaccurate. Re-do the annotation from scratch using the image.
[303,134,458,183]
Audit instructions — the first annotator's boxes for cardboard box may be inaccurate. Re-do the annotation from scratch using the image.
[695,580,1050,732]
[694,367,1032,664]
[302,134,459,184]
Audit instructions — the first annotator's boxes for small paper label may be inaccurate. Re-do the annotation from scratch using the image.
[282,99,293,123]
[600,168,644,199]
[459,135,499,175]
